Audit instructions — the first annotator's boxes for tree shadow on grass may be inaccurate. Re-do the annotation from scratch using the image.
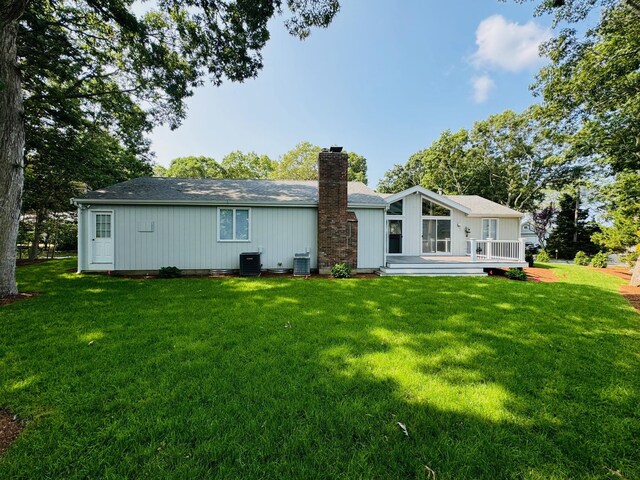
[1,260,639,478]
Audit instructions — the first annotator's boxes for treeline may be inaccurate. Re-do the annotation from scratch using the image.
[153,142,368,183]
[377,2,640,262]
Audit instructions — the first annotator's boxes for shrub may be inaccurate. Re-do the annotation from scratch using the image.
[159,266,182,278]
[536,250,550,263]
[590,252,608,268]
[574,251,590,266]
[525,252,534,268]
[622,248,639,268]
[330,263,352,278]
[505,268,527,281]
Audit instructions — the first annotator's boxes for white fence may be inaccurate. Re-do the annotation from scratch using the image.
[466,239,526,262]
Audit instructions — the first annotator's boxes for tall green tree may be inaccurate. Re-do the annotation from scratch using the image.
[270,142,369,182]
[547,192,600,258]
[1,0,341,296]
[378,108,572,212]
[270,142,322,180]
[23,127,151,259]
[347,152,368,184]
[163,156,224,179]
[220,151,275,179]
[592,171,640,252]
[533,2,640,274]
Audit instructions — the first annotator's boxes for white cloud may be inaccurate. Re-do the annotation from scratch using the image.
[471,15,550,72]
[471,74,495,103]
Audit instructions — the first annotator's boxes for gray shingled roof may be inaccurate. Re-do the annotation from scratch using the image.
[445,195,522,217]
[74,177,387,207]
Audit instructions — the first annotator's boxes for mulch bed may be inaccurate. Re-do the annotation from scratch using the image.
[0,410,23,456]
[524,267,559,283]
[488,267,559,283]
[0,292,40,307]
[112,272,380,280]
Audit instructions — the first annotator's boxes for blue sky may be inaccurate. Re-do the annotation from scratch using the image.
[148,0,554,186]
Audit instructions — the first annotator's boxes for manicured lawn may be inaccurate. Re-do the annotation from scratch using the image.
[1,259,639,479]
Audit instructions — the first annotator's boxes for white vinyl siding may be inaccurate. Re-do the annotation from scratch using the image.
[80,205,318,271]
[353,208,384,269]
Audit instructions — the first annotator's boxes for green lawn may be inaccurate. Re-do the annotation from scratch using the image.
[1,259,639,479]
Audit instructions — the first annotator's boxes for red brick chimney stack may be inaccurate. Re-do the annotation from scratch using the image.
[317,148,358,273]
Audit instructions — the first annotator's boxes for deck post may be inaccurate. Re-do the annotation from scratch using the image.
[486,238,492,260]
[519,238,526,262]
[470,238,477,262]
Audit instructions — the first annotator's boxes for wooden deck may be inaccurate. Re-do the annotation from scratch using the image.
[379,255,528,276]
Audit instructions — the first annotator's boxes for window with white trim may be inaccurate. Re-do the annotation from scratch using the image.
[218,207,250,241]
[482,218,498,240]
[386,199,403,216]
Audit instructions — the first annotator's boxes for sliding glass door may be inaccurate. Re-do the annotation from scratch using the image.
[422,219,451,254]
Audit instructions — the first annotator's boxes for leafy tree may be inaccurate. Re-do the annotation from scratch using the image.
[513,0,639,25]
[531,204,558,248]
[547,192,600,258]
[163,156,224,179]
[417,129,486,196]
[23,127,150,259]
[378,108,572,211]
[1,0,341,296]
[270,142,322,180]
[592,171,640,252]
[535,4,640,174]
[376,160,425,194]
[220,151,275,179]
[153,165,167,177]
[469,107,571,211]
[531,2,640,278]
[347,152,368,184]
[270,142,369,182]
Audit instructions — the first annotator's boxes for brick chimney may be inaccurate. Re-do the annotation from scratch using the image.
[317,148,358,274]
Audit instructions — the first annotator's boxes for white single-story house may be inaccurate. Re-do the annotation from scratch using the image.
[73,149,527,276]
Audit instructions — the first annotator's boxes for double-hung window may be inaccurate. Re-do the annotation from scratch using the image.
[482,218,498,240]
[218,207,250,241]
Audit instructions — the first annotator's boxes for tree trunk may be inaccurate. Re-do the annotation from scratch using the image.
[631,258,640,287]
[28,211,45,260]
[0,0,28,297]
[573,187,580,245]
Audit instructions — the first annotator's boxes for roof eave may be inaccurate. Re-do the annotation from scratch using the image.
[467,213,523,218]
[384,186,472,214]
[72,198,387,209]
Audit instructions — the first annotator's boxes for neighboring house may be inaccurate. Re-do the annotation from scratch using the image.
[520,216,540,247]
[73,149,526,276]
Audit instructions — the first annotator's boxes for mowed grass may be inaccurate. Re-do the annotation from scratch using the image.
[0,260,639,479]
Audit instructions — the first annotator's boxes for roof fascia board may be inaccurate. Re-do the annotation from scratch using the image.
[72,198,386,209]
[384,186,472,214]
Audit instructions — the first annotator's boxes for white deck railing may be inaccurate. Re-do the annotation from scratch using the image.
[466,238,526,262]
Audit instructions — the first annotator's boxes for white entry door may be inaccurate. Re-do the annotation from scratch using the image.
[90,211,114,265]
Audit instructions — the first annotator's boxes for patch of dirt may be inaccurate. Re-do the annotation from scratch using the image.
[0,410,23,456]
[487,267,559,283]
[524,267,559,283]
[0,292,40,307]
[592,266,633,282]
[16,258,50,267]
